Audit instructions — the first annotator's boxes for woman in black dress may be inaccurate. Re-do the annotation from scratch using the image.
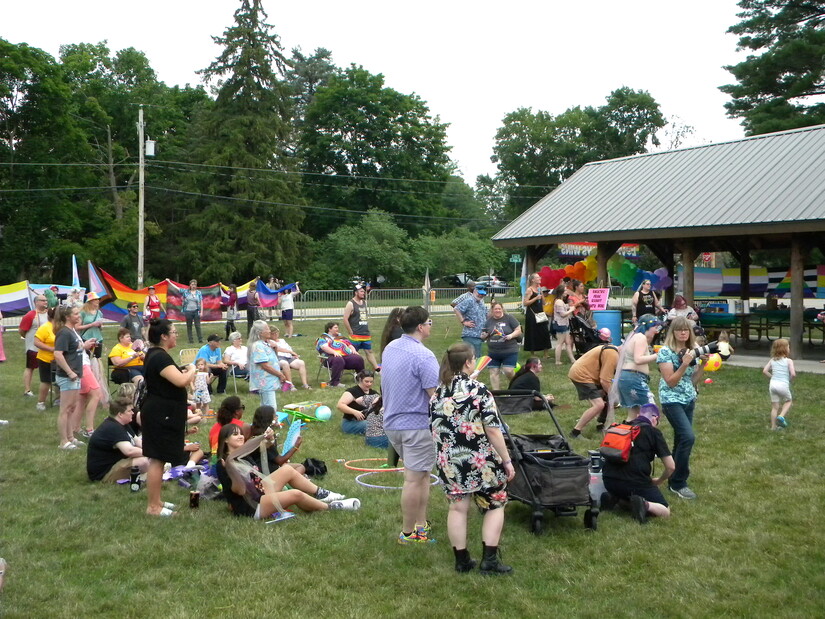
[522,273,550,358]
[142,319,196,516]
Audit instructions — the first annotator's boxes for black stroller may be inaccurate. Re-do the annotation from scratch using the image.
[493,390,598,534]
[568,314,602,357]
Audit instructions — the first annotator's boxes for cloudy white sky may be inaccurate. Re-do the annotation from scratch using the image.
[5,0,747,183]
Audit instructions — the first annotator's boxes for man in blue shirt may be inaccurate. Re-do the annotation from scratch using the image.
[196,334,229,394]
[454,284,488,358]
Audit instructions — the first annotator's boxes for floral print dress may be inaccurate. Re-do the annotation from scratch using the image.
[430,373,508,504]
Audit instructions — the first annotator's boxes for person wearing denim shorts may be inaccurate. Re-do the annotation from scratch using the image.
[616,314,661,421]
[481,301,521,390]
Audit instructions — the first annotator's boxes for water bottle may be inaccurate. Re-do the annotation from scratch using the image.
[129,465,140,492]
[588,450,605,505]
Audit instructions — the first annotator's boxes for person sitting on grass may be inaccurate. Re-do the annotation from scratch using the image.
[87,396,149,482]
[601,403,675,525]
[208,395,249,454]
[336,370,379,436]
[215,423,360,519]
[246,405,305,475]
[316,321,364,388]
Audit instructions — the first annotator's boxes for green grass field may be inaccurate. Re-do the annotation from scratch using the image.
[0,316,823,617]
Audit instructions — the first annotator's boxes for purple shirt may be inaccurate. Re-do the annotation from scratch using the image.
[381,334,439,431]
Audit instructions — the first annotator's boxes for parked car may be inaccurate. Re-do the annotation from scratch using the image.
[475,275,508,294]
[435,273,474,288]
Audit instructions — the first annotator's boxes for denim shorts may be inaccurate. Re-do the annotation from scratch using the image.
[487,351,518,369]
[617,370,653,408]
[56,375,81,391]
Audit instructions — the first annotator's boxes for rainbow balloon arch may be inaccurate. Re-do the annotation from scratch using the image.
[537,254,673,292]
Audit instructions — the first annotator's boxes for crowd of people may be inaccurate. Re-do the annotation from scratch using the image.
[12,273,809,579]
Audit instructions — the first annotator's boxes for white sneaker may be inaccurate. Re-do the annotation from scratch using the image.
[36,402,47,411]
[318,490,346,503]
[70,438,85,447]
[24,391,34,397]
[329,498,361,511]
[59,442,78,450]
[0,420,9,426]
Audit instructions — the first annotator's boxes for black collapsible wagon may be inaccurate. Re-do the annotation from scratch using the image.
[492,390,598,534]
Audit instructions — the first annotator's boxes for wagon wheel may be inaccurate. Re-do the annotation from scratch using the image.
[531,511,544,535]
[584,508,598,531]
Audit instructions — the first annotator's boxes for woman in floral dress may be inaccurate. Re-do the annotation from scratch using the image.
[430,342,515,575]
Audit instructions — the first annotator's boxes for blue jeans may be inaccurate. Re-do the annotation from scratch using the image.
[462,336,482,358]
[184,310,202,343]
[662,400,695,490]
[365,435,389,449]
[341,418,367,435]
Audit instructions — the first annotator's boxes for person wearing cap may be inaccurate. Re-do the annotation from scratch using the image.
[601,404,675,524]
[182,279,204,344]
[143,285,164,322]
[64,287,84,310]
[568,331,619,437]
[343,284,379,370]
[19,292,50,397]
[196,334,229,394]
[454,284,488,358]
[612,313,662,422]
[120,302,144,343]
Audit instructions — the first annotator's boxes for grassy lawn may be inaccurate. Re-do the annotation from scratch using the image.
[0,315,823,617]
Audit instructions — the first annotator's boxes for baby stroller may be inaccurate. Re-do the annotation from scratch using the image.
[569,314,602,357]
[493,390,598,534]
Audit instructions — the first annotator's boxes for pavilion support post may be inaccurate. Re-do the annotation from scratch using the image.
[680,242,696,307]
[596,241,620,288]
[739,244,751,341]
[789,240,805,359]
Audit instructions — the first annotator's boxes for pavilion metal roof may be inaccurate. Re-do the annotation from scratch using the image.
[492,123,825,248]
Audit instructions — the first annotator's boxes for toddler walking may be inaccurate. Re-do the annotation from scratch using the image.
[762,338,795,430]
[191,358,214,416]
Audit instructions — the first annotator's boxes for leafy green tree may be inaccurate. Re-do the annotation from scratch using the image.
[0,39,96,281]
[312,210,415,287]
[170,0,307,282]
[721,1,825,134]
[411,228,508,281]
[299,65,453,236]
[489,88,664,217]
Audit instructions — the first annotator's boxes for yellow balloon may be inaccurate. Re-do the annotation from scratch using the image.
[704,353,722,372]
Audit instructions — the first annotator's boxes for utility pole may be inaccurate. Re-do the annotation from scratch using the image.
[137,105,145,289]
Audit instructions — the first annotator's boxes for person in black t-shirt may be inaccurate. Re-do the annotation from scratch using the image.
[87,396,147,482]
[602,404,675,524]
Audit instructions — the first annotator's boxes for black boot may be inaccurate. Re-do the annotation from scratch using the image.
[479,543,512,575]
[453,547,476,573]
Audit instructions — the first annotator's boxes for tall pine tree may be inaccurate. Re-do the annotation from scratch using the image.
[721,1,825,134]
[174,0,307,282]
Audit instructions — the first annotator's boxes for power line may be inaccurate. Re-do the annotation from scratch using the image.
[146,185,511,224]
[0,185,127,193]
[146,162,547,201]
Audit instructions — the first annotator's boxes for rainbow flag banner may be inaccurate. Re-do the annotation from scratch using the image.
[166,281,223,321]
[257,280,297,308]
[95,267,169,322]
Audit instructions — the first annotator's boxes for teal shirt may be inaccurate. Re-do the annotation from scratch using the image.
[656,346,697,405]
[80,309,104,342]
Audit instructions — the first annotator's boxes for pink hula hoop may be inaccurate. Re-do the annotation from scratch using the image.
[343,458,404,472]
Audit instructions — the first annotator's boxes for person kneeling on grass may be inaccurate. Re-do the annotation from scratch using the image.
[215,423,360,519]
[601,404,675,524]
[87,396,149,482]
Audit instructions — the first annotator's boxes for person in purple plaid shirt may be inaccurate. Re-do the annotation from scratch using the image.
[381,306,439,544]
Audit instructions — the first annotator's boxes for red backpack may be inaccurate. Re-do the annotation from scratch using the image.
[599,423,641,463]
